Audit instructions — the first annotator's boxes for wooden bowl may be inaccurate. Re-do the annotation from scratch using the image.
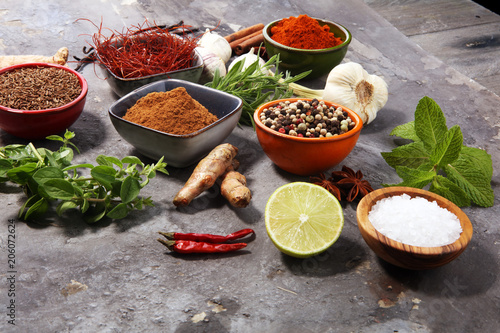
[356,187,473,270]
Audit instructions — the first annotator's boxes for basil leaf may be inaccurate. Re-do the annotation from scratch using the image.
[33,166,65,184]
[63,163,94,171]
[0,159,13,180]
[414,96,448,149]
[122,156,144,167]
[91,165,117,189]
[40,179,75,200]
[106,203,129,219]
[24,197,48,220]
[56,201,79,216]
[7,162,38,185]
[97,155,123,168]
[120,176,141,204]
[84,203,107,223]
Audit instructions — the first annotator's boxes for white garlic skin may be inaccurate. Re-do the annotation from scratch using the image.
[322,62,388,124]
[227,48,268,75]
[197,29,232,64]
[196,47,226,83]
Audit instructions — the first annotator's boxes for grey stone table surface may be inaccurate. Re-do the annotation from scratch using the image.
[0,0,499,332]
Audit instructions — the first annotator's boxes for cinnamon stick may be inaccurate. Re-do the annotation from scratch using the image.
[235,33,265,55]
[229,30,262,50]
[224,23,265,43]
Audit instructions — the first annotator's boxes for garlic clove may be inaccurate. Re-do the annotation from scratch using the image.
[322,62,388,124]
[227,48,268,75]
[197,29,232,64]
[196,47,227,83]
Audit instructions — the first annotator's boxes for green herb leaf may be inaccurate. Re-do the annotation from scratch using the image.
[6,163,38,185]
[206,53,311,126]
[389,121,420,142]
[33,166,65,183]
[445,148,494,207]
[381,141,430,170]
[56,200,79,216]
[24,197,49,220]
[106,203,129,219]
[91,165,117,189]
[382,96,494,207]
[430,124,463,168]
[122,156,144,167]
[388,166,436,188]
[430,175,471,207]
[414,96,448,149]
[40,179,75,200]
[120,176,140,204]
[0,131,167,222]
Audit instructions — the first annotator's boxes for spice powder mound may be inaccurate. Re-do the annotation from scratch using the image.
[123,87,218,135]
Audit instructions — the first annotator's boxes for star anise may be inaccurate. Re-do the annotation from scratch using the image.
[309,172,342,201]
[331,165,374,202]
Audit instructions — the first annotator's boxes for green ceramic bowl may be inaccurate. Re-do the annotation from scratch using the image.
[263,17,351,79]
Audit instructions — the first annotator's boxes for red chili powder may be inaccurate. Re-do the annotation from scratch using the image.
[270,15,343,50]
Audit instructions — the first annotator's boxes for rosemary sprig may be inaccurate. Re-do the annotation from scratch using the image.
[206,54,311,126]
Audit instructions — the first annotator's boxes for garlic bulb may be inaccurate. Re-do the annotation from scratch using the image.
[196,47,226,83]
[322,62,388,124]
[197,29,232,64]
[227,48,268,75]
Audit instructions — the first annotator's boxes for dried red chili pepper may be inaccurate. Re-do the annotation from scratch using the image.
[159,228,254,243]
[157,239,247,254]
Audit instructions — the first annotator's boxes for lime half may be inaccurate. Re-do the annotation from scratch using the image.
[265,182,344,258]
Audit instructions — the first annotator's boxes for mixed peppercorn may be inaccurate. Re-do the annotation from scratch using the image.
[259,98,356,138]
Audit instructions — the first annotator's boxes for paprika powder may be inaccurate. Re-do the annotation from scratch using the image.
[123,87,218,135]
[270,15,343,50]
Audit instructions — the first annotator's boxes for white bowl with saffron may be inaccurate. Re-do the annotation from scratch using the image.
[356,187,473,270]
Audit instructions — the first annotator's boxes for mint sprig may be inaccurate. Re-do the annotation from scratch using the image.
[381,96,494,207]
[0,130,168,222]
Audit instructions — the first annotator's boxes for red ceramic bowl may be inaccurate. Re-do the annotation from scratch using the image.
[0,62,88,140]
[254,98,363,176]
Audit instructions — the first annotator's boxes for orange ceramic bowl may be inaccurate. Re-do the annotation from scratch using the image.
[254,98,363,176]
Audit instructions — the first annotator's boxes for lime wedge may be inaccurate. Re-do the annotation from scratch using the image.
[265,182,344,258]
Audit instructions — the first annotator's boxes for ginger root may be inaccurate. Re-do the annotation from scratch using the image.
[173,143,239,207]
[220,162,252,208]
[0,47,69,68]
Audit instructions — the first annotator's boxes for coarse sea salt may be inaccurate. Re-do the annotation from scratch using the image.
[368,194,462,247]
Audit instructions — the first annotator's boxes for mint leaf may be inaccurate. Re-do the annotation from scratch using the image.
[459,146,493,180]
[381,141,430,169]
[445,148,494,207]
[389,121,420,142]
[387,166,436,188]
[414,96,448,149]
[430,175,471,207]
[430,125,463,168]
